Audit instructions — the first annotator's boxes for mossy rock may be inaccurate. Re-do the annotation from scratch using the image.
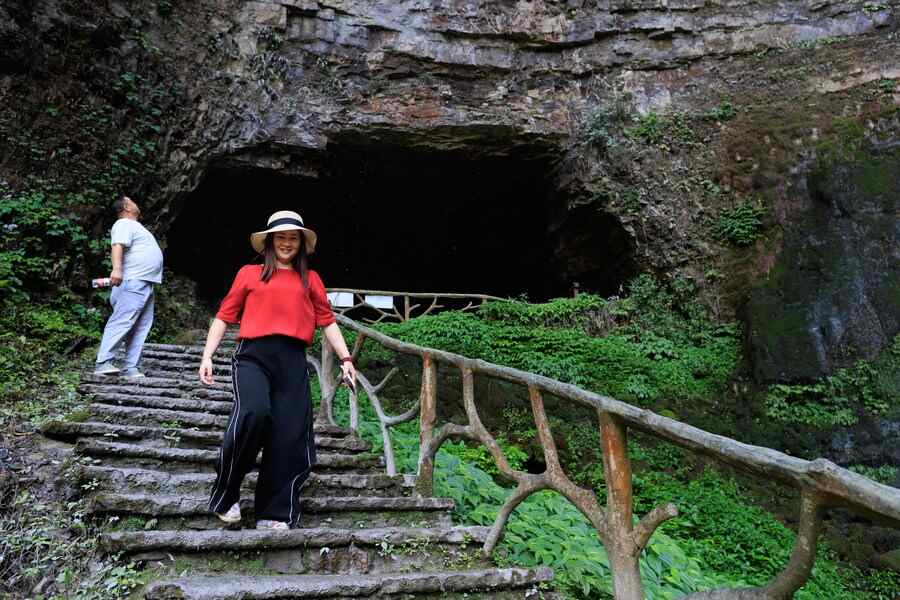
[745,144,900,383]
[876,548,900,574]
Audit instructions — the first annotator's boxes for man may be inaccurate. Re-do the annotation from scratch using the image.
[94,196,164,378]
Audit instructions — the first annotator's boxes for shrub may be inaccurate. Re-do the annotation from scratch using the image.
[763,335,899,428]
[711,199,766,246]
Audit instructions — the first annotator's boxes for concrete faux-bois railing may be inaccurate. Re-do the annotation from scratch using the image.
[310,314,900,600]
[326,288,505,323]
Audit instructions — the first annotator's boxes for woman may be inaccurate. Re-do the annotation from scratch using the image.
[198,210,356,530]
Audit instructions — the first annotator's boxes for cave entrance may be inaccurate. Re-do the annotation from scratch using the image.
[167,138,635,308]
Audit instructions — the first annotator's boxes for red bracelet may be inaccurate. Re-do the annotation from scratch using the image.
[340,356,354,364]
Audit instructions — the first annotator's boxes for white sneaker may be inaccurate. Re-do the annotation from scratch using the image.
[214,502,241,524]
[93,360,120,375]
[256,519,289,530]
[120,368,146,380]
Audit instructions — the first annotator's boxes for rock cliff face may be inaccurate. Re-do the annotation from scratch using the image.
[746,144,900,383]
[1,0,898,375]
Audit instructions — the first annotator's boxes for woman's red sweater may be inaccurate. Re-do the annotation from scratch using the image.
[215,264,336,344]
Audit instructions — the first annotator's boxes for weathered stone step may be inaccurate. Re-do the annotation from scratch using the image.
[88,393,235,415]
[103,525,488,553]
[75,439,383,472]
[144,567,555,599]
[44,421,369,453]
[77,465,415,498]
[142,349,231,365]
[142,358,233,374]
[81,373,231,392]
[144,343,240,357]
[87,493,454,528]
[104,526,491,575]
[137,369,231,383]
[110,527,492,574]
[89,404,228,430]
[84,405,351,436]
[80,383,234,402]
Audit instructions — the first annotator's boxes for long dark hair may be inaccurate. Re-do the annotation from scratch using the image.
[260,231,308,288]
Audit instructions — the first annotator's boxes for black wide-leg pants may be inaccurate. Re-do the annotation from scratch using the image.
[208,335,316,527]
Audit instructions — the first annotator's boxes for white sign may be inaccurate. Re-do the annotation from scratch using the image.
[364,294,394,309]
[327,292,355,307]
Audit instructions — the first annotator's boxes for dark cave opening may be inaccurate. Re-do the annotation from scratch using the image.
[167,141,636,308]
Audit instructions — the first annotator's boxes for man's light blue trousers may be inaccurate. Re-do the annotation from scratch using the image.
[95,279,155,370]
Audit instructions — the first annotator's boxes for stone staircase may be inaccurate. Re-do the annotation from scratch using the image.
[41,336,554,599]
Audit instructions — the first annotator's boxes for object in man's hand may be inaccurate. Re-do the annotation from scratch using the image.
[91,277,112,288]
[341,372,356,393]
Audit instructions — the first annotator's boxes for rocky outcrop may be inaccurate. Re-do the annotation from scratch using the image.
[745,144,900,382]
[1,0,899,374]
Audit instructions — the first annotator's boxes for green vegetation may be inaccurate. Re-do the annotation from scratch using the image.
[334,283,898,599]
[711,199,767,246]
[376,277,738,411]
[625,111,695,148]
[581,94,631,151]
[321,382,730,599]
[580,95,736,157]
[323,372,897,599]
[700,100,737,122]
[848,465,898,486]
[764,335,900,428]
[0,475,146,598]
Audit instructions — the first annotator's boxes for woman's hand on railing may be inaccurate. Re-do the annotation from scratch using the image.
[340,361,357,392]
[198,357,215,386]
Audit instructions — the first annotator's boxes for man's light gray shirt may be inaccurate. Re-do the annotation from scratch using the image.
[110,218,164,284]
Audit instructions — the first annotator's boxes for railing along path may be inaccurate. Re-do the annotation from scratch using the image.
[326,288,504,323]
[309,314,900,600]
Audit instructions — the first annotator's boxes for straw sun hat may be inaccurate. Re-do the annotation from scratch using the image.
[250,210,318,255]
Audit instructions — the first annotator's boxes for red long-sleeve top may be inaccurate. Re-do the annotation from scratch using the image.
[215,264,336,344]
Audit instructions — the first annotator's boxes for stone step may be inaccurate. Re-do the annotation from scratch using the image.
[103,525,488,554]
[81,373,232,392]
[89,404,228,430]
[80,383,234,402]
[142,349,231,365]
[143,344,239,359]
[75,439,383,472]
[76,465,415,498]
[143,567,555,599]
[142,358,233,374]
[137,369,231,384]
[143,343,238,357]
[103,526,492,576]
[88,393,235,415]
[87,493,454,529]
[43,421,369,453]
[85,405,351,437]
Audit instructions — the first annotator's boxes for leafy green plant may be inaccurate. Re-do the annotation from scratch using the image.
[711,199,766,246]
[763,336,899,428]
[625,111,695,148]
[878,78,896,94]
[442,438,528,478]
[581,97,631,150]
[848,464,898,485]
[701,100,737,122]
[0,485,146,598]
[478,294,610,331]
[626,111,667,145]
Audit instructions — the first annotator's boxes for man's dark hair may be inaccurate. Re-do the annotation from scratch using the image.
[112,195,129,216]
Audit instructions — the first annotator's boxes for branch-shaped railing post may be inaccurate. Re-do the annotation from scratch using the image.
[683,490,825,600]
[415,354,437,497]
[315,337,338,425]
[599,410,642,600]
